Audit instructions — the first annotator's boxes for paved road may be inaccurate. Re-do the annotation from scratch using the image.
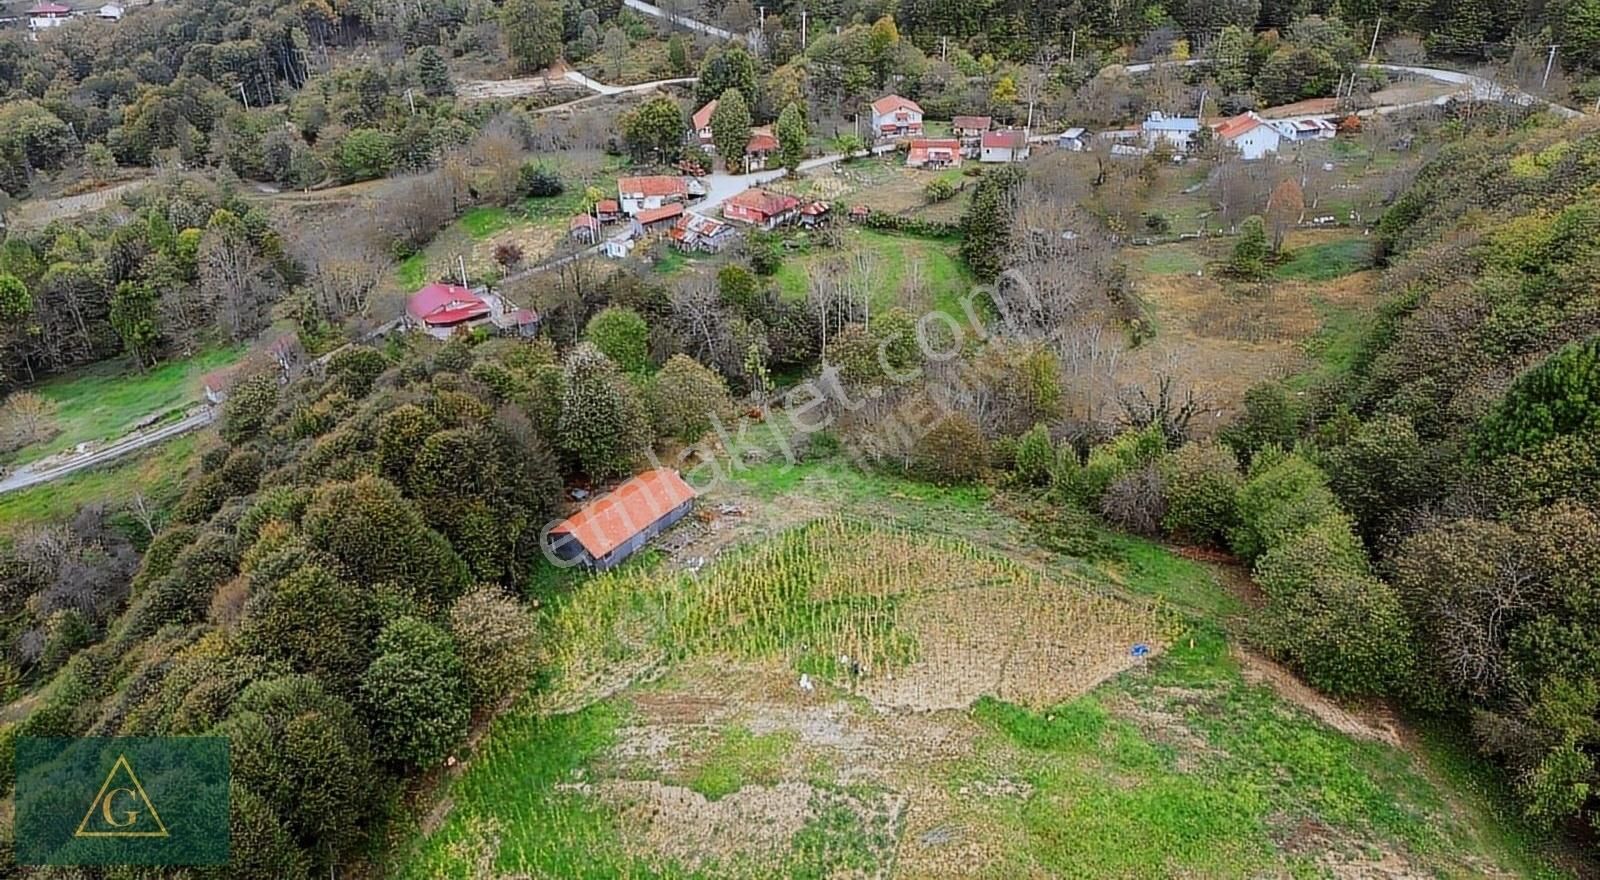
[623,0,734,39]
[0,408,214,497]
[1122,59,1583,117]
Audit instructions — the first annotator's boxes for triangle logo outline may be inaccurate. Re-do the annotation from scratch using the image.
[74,754,170,838]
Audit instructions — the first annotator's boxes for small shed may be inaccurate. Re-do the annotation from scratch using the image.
[547,469,698,570]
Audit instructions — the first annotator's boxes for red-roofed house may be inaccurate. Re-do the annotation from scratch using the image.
[691,100,718,144]
[871,94,923,138]
[28,1,73,30]
[979,129,1031,163]
[546,469,698,570]
[952,115,991,155]
[617,175,699,216]
[744,130,779,170]
[407,282,492,337]
[594,199,622,222]
[905,138,961,169]
[799,201,831,228]
[722,188,801,229]
[1211,112,1282,160]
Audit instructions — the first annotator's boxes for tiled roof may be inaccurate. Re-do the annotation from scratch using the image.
[636,202,685,224]
[981,129,1026,149]
[871,94,922,116]
[550,469,696,559]
[952,115,992,131]
[618,175,688,198]
[692,100,717,130]
[726,188,800,217]
[1213,113,1267,140]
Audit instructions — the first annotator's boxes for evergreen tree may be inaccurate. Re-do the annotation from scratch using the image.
[710,88,753,172]
[776,102,808,172]
[109,280,161,369]
[557,343,651,480]
[667,33,690,75]
[585,306,651,373]
[960,165,1025,281]
[1230,215,1270,279]
[359,617,470,768]
[622,97,686,163]
[696,45,758,107]
[415,47,453,97]
[504,0,564,73]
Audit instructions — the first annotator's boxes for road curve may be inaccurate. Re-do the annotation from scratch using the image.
[0,409,214,497]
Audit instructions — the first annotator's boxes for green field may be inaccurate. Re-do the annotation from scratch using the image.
[388,456,1568,879]
[1274,237,1374,281]
[0,433,200,529]
[4,347,242,465]
[773,229,974,319]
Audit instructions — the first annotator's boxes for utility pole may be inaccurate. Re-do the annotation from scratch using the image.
[458,255,469,288]
[238,82,249,108]
[941,36,948,63]
[800,8,807,49]
[405,88,416,114]
[758,5,763,32]
[1542,44,1559,90]
[1367,17,1381,62]
[1069,30,1076,64]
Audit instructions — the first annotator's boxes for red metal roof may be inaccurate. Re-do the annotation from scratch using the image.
[28,2,72,13]
[551,469,696,559]
[872,94,922,116]
[595,199,620,214]
[981,129,1026,149]
[407,282,489,326]
[636,202,685,224]
[618,175,689,198]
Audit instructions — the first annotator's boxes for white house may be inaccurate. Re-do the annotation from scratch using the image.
[97,3,125,20]
[979,129,1031,163]
[690,100,716,145]
[615,175,699,217]
[1271,116,1338,143]
[870,94,924,139]
[27,1,73,31]
[1212,112,1282,161]
[1141,111,1201,152]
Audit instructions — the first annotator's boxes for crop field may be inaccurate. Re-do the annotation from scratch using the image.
[1119,228,1383,429]
[393,481,1555,879]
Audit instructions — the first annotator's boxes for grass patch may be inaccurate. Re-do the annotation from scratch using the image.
[459,205,517,239]
[397,252,428,291]
[772,228,974,320]
[0,434,199,529]
[1274,237,1372,281]
[7,347,243,465]
[1138,245,1205,276]
[686,726,796,800]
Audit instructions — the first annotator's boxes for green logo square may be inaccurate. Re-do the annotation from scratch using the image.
[14,737,230,866]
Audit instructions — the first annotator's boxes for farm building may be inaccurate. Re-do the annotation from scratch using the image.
[799,201,831,227]
[1142,111,1201,151]
[1271,116,1338,143]
[569,214,600,242]
[905,138,961,169]
[871,94,924,138]
[1213,112,1283,160]
[547,468,698,570]
[617,176,700,216]
[979,129,1031,163]
[952,115,992,156]
[670,213,739,253]
[1057,127,1090,151]
[27,1,71,30]
[723,188,801,229]
[594,199,622,222]
[633,202,685,234]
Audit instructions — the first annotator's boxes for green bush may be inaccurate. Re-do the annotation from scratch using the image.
[585,306,651,374]
[1012,423,1055,487]
[912,413,987,485]
[1159,441,1243,545]
[1229,449,1343,562]
[1075,424,1166,506]
[1254,567,1413,696]
[449,586,538,708]
[221,373,280,444]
